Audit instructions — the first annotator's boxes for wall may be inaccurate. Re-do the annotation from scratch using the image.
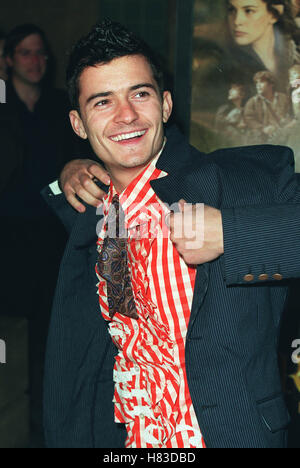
[0,0,100,88]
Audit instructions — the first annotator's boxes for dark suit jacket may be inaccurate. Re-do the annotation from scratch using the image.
[42,125,300,448]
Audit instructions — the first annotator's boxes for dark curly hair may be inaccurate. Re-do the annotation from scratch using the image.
[3,23,50,59]
[66,19,165,112]
[263,0,300,42]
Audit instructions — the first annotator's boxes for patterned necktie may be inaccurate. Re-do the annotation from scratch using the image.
[97,194,139,320]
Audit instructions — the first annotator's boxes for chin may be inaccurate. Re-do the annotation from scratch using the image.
[121,155,151,169]
[233,35,252,47]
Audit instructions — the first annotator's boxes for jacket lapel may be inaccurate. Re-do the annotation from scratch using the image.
[151,126,210,335]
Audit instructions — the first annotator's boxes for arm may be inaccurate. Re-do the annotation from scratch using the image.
[169,149,300,285]
[222,202,300,285]
[221,144,300,284]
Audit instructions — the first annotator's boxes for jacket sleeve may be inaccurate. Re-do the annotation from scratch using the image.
[222,154,300,286]
[41,184,79,234]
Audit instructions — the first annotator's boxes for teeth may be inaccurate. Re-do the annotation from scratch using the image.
[111,130,146,142]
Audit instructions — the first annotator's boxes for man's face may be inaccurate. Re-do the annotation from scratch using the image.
[228,85,244,101]
[256,79,272,96]
[7,33,47,85]
[70,55,172,178]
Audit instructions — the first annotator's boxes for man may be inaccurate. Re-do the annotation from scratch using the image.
[43,20,300,448]
[244,70,291,143]
[0,24,88,447]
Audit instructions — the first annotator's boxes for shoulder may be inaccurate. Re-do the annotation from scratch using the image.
[277,92,290,101]
[204,145,295,187]
[245,95,259,106]
[185,144,295,206]
[209,144,294,167]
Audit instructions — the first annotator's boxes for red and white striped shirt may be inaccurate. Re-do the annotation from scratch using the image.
[96,153,205,449]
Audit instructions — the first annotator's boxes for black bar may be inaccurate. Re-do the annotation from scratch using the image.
[173,0,195,138]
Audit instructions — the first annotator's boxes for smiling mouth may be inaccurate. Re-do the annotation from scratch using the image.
[110,130,147,142]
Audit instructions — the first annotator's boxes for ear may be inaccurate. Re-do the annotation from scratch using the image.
[162,91,173,124]
[69,110,88,139]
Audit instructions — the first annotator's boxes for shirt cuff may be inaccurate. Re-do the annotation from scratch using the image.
[49,180,62,196]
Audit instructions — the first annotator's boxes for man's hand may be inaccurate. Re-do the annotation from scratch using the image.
[59,159,111,212]
[168,200,224,265]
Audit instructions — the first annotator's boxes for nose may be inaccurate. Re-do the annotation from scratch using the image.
[29,53,40,65]
[234,10,245,26]
[114,99,139,125]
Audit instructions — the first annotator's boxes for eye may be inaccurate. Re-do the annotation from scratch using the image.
[135,91,150,98]
[95,99,110,107]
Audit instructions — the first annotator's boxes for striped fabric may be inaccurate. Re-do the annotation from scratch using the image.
[95,156,205,449]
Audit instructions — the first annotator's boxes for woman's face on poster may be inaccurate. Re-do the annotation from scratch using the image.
[227,0,278,47]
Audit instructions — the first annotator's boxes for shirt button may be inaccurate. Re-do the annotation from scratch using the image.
[140,414,145,420]
[134,365,139,372]
[133,323,139,331]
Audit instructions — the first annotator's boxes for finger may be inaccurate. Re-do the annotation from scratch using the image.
[79,175,107,201]
[74,185,102,208]
[65,192,86,213]
[88,163,111,185]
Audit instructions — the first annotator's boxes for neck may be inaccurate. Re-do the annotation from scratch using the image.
[262,89,275,101]
[252,27,276,72]
[231,98,243,109]
[108,139,166,193]
[109,162,152,194]
[12,74,41,111]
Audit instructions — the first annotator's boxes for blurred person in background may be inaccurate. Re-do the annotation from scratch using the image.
[0,30,7,80]
[0,23,90,447]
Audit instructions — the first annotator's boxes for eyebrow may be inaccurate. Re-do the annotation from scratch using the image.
[85,82,158,105]
[228,2,258,7]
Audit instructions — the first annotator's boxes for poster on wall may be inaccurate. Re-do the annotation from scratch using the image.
[190,0,300,172]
